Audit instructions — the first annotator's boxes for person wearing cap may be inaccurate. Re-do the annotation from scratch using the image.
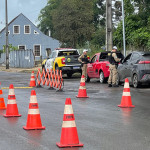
[78,49,89,78]
[108,46,121,87]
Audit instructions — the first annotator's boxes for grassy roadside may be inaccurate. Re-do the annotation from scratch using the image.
[0,66,41,74]
[0,66,81,78]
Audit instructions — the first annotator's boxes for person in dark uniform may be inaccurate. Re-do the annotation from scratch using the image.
[108,46,121,87]
[78,49,89,78]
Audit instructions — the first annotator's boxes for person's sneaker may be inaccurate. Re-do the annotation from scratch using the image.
[112,84,119,87]
[108,84,112,87]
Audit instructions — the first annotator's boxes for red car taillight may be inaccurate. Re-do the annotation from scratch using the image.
[138,61,150,64]
[61,58,65,64]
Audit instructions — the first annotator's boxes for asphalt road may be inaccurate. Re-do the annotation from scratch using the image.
[0,71,150,150]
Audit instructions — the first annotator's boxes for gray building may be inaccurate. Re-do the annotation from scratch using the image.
[0,13,60,61]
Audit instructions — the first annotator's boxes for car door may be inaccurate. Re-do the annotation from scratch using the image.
[93,55,99,78]
[45,51,56,71]
[118,53,132,81]
[126,53,141,82]
[87,55,97,77]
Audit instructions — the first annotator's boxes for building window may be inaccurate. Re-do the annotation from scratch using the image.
[13,25,20,34]
[34,45,41,56]
[18,45,26,50]
[24,25,30,34]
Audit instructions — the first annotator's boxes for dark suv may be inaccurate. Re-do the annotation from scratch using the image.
[117,51,150,88]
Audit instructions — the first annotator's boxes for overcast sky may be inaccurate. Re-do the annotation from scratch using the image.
[0,0,47,30]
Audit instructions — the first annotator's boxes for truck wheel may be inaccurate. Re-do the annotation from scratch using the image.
[55,66,60,71]
[99,71,105,83]
[55,64,62,71]
[67,73,72,78]
[42,65,45,71]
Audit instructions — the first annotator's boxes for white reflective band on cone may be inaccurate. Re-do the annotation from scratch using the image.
[30,78,35,81]
[9,89,15,95]
[31,73,34,76]
[64,105,74,114]
[123,92,131,96]
[124,82,129,88]
[81,78,85,83]
[8,100,16,104]
[79,86,86,89]
[62,121,76,128]
[30,96,38,103]
[28,109,40,114]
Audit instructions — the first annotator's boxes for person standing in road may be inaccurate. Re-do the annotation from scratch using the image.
[108,46,121,87]
[78,49,89,78]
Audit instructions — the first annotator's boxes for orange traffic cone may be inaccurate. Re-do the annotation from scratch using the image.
[29,71,36,87]
[56,98,84,148]
[76,75,88,98]
[4,84,21,117]
[0,82,6,109]
[118,78,135,108]
[23,90,45,130]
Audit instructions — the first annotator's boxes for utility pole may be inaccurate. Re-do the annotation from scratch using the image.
[122,0,126,56]
[106,0,112,51]
[5,0,9,69]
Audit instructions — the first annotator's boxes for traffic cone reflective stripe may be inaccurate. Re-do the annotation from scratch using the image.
[118,78,135,108]
[123,92,131,96]
[23,90,45,130]
[0,83,6,109]
[80,77,85,83]
[79,86,86,89]
[76,75,88,98]
[29,71,36,87]
[124,81,129,88]
[56,98,84,148]
[4,84,21,117]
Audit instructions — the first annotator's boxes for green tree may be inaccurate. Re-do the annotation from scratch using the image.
[93,0,106,27]
[51,0,94,48]
[38,0,62,36]
[114,0,150,51]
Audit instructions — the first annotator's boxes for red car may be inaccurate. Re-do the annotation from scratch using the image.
[87,51,124,83]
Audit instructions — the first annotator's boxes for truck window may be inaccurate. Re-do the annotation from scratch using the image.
[99,53,109,61]
[58,50,79,56]
[51,51,57,58]
[91,55,97,63]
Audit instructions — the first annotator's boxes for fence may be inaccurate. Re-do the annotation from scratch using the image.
[0,49,34,68]
[36,68,64,91]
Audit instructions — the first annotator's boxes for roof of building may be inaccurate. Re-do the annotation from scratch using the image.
[0,13,39,34]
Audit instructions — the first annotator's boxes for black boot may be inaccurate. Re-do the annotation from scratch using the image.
[108,84,112,87]
[112,84,119,87]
